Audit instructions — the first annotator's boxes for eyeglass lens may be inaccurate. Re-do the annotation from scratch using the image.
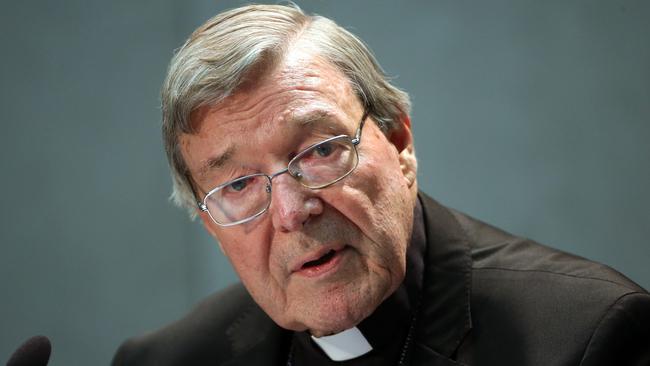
[204,135,358,225]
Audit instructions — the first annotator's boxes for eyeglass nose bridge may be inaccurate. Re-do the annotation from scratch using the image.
[269,167,290,181]
[265,166,306,194]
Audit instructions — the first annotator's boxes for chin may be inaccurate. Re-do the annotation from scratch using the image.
[296,285,387,337]
[307,310,365,337]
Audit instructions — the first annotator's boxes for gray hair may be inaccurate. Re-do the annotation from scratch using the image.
[162,4,411,217]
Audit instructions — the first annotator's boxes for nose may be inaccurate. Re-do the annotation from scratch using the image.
[269,173,323,232]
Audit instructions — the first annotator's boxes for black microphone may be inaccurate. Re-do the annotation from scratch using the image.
[6,335,51,366]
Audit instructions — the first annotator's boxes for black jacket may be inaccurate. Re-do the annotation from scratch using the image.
[113,193,650,365]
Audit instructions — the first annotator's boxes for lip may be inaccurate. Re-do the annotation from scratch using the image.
[291,244,348,277]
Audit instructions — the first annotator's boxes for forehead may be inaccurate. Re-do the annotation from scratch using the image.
[201,49,359,130]
[181,49,364,176]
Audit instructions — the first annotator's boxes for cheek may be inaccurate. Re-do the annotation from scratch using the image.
[222,241,283,311]
[327,145,413,262]
[218,232,271,283]
[350,149,410,221]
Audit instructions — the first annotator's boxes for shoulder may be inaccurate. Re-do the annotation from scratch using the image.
[448,207,650,364]
[112,283,283,366]
[449,206,645,294]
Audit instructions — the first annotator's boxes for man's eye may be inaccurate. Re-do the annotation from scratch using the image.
[228,179,248,192]
[314,142,334,157]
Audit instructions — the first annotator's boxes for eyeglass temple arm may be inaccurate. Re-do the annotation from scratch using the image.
[352,109,370,145]
[184,172,209,211]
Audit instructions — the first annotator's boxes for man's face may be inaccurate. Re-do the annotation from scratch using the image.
[181,47,418,336]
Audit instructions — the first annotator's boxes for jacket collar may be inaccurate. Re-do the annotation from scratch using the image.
[411,193,473,365]
[223,192,473,366]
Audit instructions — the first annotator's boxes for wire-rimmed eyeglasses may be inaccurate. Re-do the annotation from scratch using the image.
[197,109,370,227]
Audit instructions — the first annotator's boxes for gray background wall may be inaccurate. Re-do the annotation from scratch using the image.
[1,1,648,364]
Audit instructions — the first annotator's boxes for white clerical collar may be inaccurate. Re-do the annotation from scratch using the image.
[310,326,373,361]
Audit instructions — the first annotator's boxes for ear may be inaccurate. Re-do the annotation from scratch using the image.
[198,209,226,254]
[387,114,417,188]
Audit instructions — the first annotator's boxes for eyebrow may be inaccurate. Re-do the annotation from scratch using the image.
[199,146,234,178]
[291,109,335,126]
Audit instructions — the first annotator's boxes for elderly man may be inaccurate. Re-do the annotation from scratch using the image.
[113,4,649,366]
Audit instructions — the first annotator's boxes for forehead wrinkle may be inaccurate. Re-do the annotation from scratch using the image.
[217,60,350,132]
[282,98,362,137]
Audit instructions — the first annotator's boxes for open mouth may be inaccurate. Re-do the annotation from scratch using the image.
[295,246,348,277]
[302,249,337,269]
